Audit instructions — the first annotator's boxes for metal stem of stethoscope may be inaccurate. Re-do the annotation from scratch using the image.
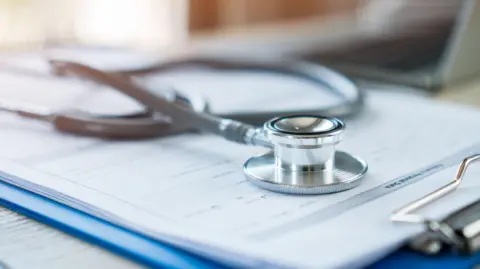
[47,60,368,195]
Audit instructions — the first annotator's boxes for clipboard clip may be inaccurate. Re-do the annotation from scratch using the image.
[391,154,480,255]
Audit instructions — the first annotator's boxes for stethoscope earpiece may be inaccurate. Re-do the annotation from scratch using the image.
[243,115,368,194]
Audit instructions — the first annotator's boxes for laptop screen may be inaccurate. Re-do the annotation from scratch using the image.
[295,0,472,87]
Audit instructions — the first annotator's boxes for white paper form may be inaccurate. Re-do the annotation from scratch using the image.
[0,66,480,268]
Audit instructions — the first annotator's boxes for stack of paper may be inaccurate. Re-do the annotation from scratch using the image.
[0,50,479,268]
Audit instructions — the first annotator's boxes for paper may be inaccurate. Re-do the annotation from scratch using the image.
[0,65,480,268]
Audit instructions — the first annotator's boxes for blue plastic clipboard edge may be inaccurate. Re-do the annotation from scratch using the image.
[368,247,480,269]
[3,169,479,269]
[0,176,225,269]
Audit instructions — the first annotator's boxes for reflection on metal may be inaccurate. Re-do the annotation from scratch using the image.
[391,154,480,255]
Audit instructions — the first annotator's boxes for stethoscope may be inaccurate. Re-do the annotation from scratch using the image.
[0,57,368,195]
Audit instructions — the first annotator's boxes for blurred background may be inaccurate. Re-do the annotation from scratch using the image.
[0,0,384,51]
[0,0,476,92]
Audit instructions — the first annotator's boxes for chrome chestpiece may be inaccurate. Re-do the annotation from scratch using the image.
[243,115,368,195]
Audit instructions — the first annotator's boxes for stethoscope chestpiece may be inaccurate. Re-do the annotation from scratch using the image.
[243,115,368,195]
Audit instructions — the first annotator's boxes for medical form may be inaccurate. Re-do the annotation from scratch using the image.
[0,67,480,268]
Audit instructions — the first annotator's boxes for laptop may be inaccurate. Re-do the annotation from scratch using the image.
[298,0,480,90]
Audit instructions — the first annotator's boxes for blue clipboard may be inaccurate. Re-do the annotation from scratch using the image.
[1,174,479,269]
[369,248,480,269]
[0,177,223,269]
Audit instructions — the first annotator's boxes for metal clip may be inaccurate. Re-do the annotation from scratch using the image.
[391,154,480,255]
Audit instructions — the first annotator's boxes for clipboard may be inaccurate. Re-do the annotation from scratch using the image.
[372,154,480,268]
[0,173,223,269]
[1,156,480,268]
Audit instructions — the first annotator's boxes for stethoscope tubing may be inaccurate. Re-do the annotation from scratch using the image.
[0,56,364,140]
[115,57,365,124]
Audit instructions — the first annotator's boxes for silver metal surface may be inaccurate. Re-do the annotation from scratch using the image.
[244,115,367,195]
[272,117,336,134]
[391,154,480,224]
[391,154,480,255]
[448,201,480,253]
[243,128,272,148]
[243,151,367,195]
[265,115,345,179]
[265,115,344,147]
